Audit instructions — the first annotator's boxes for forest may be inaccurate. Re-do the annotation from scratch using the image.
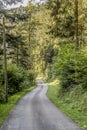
[0,0,87,129]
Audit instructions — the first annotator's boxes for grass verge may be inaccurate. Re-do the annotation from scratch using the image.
[0,86,35,128]
[47,82,87,130]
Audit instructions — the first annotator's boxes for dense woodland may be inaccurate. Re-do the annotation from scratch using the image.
[0,0,87,128]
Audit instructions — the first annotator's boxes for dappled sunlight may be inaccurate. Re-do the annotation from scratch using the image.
[48,79,60,86]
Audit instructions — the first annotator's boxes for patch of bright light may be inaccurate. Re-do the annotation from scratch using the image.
[6,0,46,9]
[6,0,28,9]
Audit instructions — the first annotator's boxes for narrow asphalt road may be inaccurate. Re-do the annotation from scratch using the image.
[1,80,83,130]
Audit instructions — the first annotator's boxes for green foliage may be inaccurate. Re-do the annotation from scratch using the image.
[7,64,24,94]
[26,70,36,85]
[44,44,57,64]
[0,3,38,103]
[53,43,75,89]
[0,87,5,103]
[7,64,35,95]
[53,43,87,90]
[46,43,87,91]
[47,0,74,39]
[0,64,36,101]
[47,84,87,130]
[0,63,3,84]
[46,65,53,80]
[0,55,4,103]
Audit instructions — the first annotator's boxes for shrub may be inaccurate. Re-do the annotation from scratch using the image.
[7,65,24,94]
[25,70,36,86]
[53,43,87,90]
[0,86,5,103]
[0,63,36,103]
[7,64,36,95]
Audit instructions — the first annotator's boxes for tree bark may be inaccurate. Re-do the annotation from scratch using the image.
[75,0,79,50]
[17,44,19,66]
[3,16,8,102]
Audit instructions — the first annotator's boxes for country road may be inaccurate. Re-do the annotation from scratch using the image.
[1,80,83,130]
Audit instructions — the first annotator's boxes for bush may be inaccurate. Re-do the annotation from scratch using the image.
[20,70,36,89]
[0,64,36,96]
[25,70,36,85]
[0,86,5,103]
[53,43,87,90]
[7,65,24,94]
[46,64,54,81]
[0,63,36,103]
[60,61,76,89]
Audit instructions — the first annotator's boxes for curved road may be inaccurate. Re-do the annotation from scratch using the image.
[1,80,83,130]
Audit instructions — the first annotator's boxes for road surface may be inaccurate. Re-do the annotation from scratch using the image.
[1,80,83,130]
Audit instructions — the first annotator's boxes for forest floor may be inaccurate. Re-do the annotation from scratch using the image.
[1,80,83,130]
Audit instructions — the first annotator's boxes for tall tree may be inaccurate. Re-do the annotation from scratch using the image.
[3,16,8,102]
[75,0,79,50]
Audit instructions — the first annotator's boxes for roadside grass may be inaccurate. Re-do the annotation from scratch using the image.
[0,86,35,128]
[47,81,87,130]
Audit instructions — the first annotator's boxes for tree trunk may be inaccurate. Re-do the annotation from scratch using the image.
[75,0,79,50]
[3,16,8,102]
[74,0,79,85]
[17,44,19,66]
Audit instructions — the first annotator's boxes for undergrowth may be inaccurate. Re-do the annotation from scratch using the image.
[47,80,87,130]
